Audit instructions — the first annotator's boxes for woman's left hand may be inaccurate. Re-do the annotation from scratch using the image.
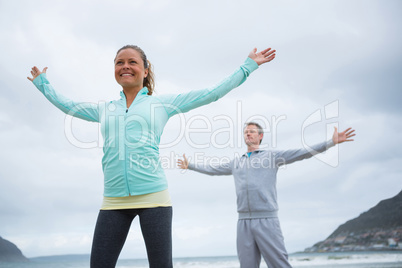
[248,47,276,66]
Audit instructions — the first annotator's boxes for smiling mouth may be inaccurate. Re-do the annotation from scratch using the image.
[121,74,134,77]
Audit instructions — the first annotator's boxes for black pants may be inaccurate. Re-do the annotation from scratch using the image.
[90,207,173,268]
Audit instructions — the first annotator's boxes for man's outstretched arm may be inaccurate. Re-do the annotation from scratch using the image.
[177,154,233,176]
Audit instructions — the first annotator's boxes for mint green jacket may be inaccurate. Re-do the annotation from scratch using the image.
[33,57,259,197]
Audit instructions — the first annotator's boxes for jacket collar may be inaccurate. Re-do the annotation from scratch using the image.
[120,87,149,99]
[242,150,263,157]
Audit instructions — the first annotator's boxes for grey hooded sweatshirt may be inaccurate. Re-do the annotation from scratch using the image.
[188,140,335,219]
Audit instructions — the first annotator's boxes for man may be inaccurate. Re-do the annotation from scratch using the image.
[178,122,355,267]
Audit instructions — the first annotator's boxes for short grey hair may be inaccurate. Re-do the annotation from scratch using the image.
[244,122,264,144]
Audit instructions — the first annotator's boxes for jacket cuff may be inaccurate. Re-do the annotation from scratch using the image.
[244,57,259,73]
[327,139,335,148]
[187,162,195,170]
[32,73,48,87]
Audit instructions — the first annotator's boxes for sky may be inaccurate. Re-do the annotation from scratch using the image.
[0,0,401,260]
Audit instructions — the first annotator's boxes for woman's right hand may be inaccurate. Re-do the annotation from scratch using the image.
[177,154,189,169]
[27,66,48,82]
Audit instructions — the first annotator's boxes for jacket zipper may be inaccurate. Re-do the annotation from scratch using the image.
[246,155,251,218]
[122,90,142,196]
[123,95,131,196]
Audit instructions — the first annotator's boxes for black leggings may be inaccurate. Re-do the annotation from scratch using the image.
[90,207,173,268]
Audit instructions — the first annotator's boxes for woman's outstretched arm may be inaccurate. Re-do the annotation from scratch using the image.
[28,66,100,122]
[159,47,276,117]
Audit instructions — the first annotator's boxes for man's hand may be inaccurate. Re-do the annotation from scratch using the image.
[177,154,189,169]
[332,127,356,144]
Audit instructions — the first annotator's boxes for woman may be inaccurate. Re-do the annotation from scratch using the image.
[27,45,276,268]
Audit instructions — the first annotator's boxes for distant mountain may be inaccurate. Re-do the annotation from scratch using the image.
[305,190,402,252]
[0,236,29,262]
[30,254,90,262]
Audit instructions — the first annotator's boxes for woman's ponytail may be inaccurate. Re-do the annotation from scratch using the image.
[144,60,155,95]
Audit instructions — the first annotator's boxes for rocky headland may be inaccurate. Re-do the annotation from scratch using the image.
[305,190,402,252]
[0,236,29,262]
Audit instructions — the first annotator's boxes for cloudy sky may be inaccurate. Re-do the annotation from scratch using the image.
[1,0,401,260]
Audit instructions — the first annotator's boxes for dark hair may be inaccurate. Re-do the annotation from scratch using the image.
[244,122,264,144]
[115,45,155,95]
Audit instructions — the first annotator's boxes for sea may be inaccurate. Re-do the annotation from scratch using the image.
[1,251,402,268]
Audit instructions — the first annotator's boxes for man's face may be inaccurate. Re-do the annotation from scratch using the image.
[244,125,263,146]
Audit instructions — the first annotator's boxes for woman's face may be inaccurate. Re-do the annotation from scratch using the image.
[114,48,148,90]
